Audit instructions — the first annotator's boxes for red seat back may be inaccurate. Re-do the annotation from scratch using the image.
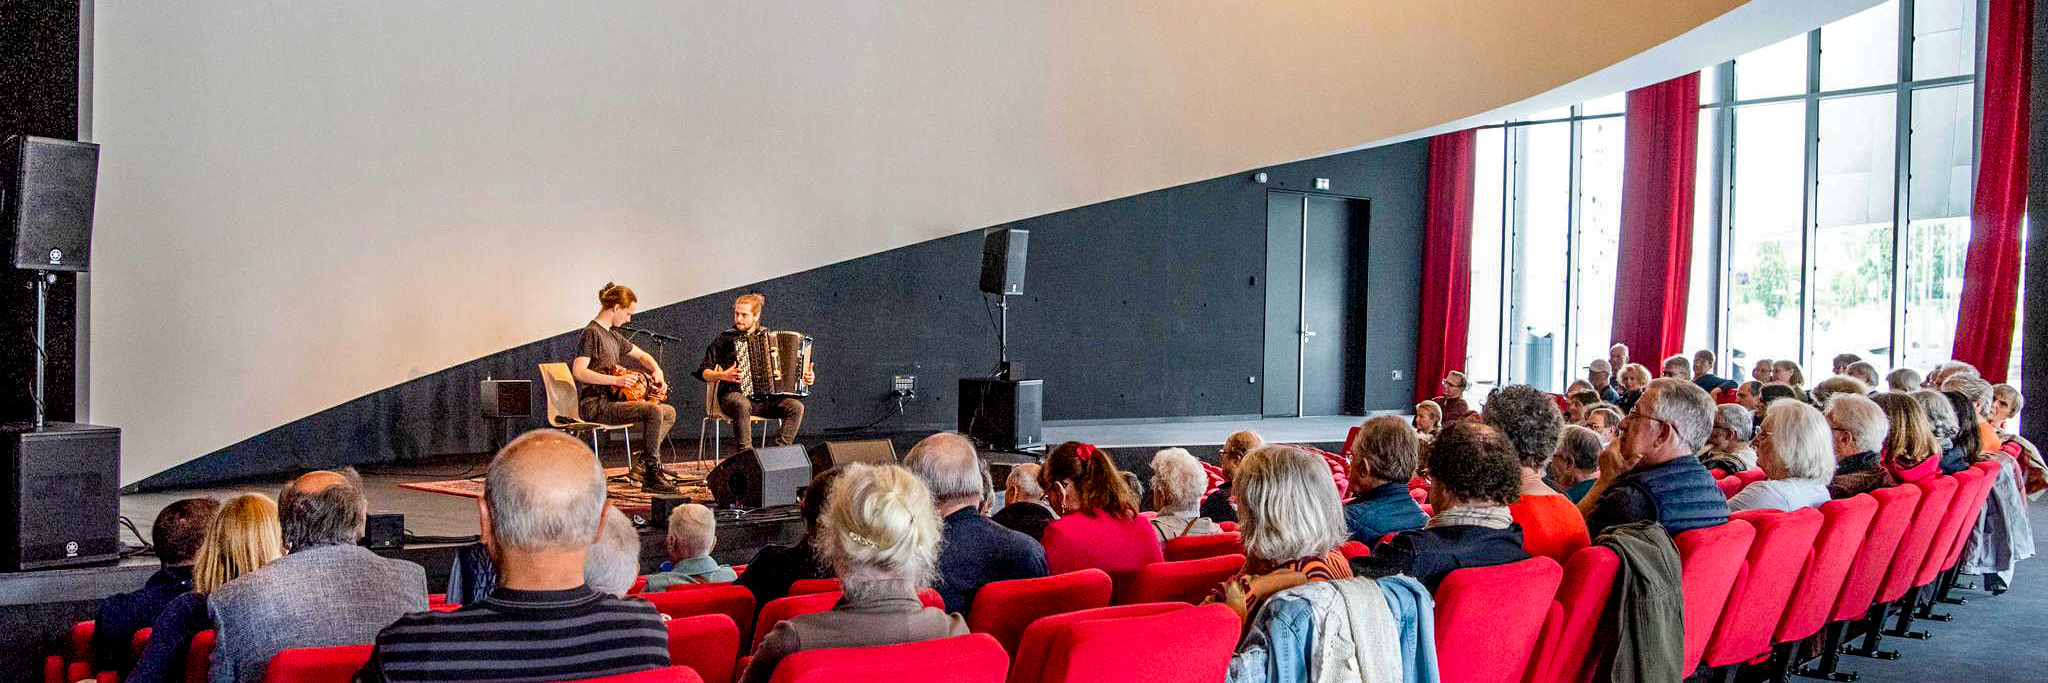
[967,569,1114,653]
[768,633,1007,683]
[1673,521,1756,676]
[1161,532,1243,562]
[132,627,153,660]
[1036,603,1238,683]
[67,621,94,663]
[1735,468,1766,486]
[1118,555,1242,606]
[186,630,217,683]
[261,643,373,683]
[1701,508,1823,667]
[1831,485,1921,621]
[640,584,758,645]
[578,666,707,683]
[786,578,842,596]
[1716,476,1743,499]
[630,575,650,595]
[1337,540,1372,559]
[667,613,740,683]
[755,589,944,649]
[1925,464,1997,582]
[1216,521,1237,532]
[1008,603,1188,683]
[1526,546,1620,683]
[1435,557,1562,683]
[1773,494,1876,643]
[1876,476,1957,603]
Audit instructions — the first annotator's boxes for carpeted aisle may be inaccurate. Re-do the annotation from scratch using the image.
[1852,495,2048,682]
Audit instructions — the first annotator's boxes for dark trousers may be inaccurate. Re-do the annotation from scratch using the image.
[582,398,677,458]
[719,392,804,446]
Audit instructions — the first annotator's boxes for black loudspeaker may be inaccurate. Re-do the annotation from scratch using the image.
[814,439,897,474]
[2,136,99,271]
[978,228,1028,295]
[362,512,405,550]
[2,423,120,571]
[479,379,532,418]
[708,445,812,508]
[958,378,1043,450]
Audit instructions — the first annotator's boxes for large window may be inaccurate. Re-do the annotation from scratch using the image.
[1470,0,2000,391]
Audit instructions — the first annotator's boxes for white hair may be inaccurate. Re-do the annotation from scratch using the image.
[584,506,640,597]
[1886,368,1923,392]
[1940,373,1995,416]
[1005,463,1044,502]
[1762,400,1836,480]
[1715,404,1756,442]
[666,503,717,558]
[817,464,942,601]
[1235,446,1345,563]
[1149,448,1208,515]
[485,431,608,551]
[902,432,984,504]
[1825,393,1891,454]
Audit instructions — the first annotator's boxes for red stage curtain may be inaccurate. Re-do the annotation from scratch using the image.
[1609,73,1701,365]
[1951,0,2033,383]
[1414,130,1476,404]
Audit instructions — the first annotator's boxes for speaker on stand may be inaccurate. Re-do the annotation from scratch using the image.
[964,228,1044,450]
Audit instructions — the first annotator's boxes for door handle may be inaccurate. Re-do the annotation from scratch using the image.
[1299,330,1317,339]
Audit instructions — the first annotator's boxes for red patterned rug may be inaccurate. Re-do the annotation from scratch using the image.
[399,460,718,513]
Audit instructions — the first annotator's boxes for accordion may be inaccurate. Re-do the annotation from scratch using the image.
[735,330,814,400]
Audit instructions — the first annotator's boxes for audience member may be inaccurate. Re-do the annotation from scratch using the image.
[1846,361,1881,389]
[1616,363,1652,412]
[1201,430,1263,522]
[1039,442,1163,588]
[1831,353,1863,377]
[1692,349,1738,392]
[584,506,641,597]
[1987,384,2045,496]
[92,497,220,675]
[1735,381,1765,415]
[992,463,1057,540]
[210,471,426,683]
[1701,404,1759,476]
[1730,401,1836,512]
[1660,355,1692,380]
[1340,416,1427,544]
[1825,394,1895,499]
[645,503,737,590]
[1352,421,1532,591]
[737,467,843,606]
[1923,361,1978,389]
[1760,384,1802,407]
[903,432,1047,614]
[1211,445,1353,620]
[1119,470,1146,506]
[1566,378,1596,396]
[1772,359,1808,397]
[1434,370,1470,407]
[357,431,667,682]
[1551,425,1603,502]
[125,495,279,683]
[1586,359,1622,403]
[1912,389,1965,471]
[1871,392,1942,485]
[1943,372,1999,457]
[1566,390,1600,423]
[1413,401,1444,438]
[1608,344,1631,389]
[1810,376,1868,407]
[1751,358,1776,383]
[1582,404,1623,445]
[1887,367,1923,393]
[740,463,966,683]
[1939,387,1988,473]
[1578,378,1730,537]
[1149,447,1224,542]
[1487,386,1589,563]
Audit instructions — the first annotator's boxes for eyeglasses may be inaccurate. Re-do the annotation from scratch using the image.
[1624,409,1676,434]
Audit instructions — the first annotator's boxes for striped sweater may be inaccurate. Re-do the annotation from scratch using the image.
[355,585,668,683]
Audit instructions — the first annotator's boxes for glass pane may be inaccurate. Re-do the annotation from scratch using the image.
[1737,33,1809,100]
[1811,94,1897,373]
[1913,0,1979,80]
[1687,108,1721,362]
[1821,1,1900,91]
[1573,116,1626,374]
[1701,65,1724,105]
[1583,93,1626,116]
[1467,127,1508,391]
[1508,122,1571,392]
[1727,102,1808,370]
[1901,85,1976,371]
[1523,105,1573,121]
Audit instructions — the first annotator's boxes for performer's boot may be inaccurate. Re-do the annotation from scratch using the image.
[638,457,677,493]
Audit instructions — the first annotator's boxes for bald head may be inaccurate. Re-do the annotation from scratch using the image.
[279,469,366,551]
[290,470,349,494]
[485,430,608,551]
[903,432,983,505]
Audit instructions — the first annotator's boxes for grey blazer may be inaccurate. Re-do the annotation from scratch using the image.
[207,544,427,683]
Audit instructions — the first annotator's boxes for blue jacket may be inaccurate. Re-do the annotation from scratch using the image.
[1228,576,1440,683]
[1342,482,1428,545]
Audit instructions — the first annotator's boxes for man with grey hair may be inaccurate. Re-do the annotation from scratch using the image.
[992,463,1056,540]
[646,503,737,590]
[1660,355,1692,380]
[1578,378,1730,536]
[1703,404,1759,473]
[1824,393,1894,499]
[208,471,426,683]
[902,432,1046,613]
[356,430,668,682]
[1586,359,1622,403]
[584,506,641,597]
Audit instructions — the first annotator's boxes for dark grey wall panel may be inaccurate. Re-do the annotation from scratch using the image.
[137,139,1429,490]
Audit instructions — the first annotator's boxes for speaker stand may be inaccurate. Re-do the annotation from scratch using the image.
[29,271,53,431]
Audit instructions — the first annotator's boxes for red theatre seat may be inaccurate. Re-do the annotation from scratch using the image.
[1526,546,1621,683]
[1734,469,1766,487]
[786,578,842,596]
[1716,476,1743,500]
[1008,603,1189,683]
[1771,495,1877,647]
[1922,466,1997,586]
[629,575,650,595]
[262,643,374,683]
[1033,603,1238,683]
[578,666,707,683]
[1673,520,1756,677]
[187,629,217,683]
[1119,555,1242,605]
[1700,508,1823,669]
[1337,540,1371,559]
[1874,477,1958,608]
[1435,557,1562,683]
[640,585,758,646]
[767,633,1007,683]
[666,613,741,683]
[1162,532,1243,562]
[754,589,944,650]
[1216,521,1237,532]
[968,569,1114,653]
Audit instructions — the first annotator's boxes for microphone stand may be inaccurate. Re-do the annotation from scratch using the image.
[617,325,686,465]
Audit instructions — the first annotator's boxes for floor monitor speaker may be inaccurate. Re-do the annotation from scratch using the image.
[814,439,897,474]
[708,445,812,509]
[2,423,120,571]
[479,379,532,418]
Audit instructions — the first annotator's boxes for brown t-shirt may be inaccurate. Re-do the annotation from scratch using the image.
[576,322,634,404]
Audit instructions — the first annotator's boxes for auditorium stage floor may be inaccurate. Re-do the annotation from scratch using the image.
[1041,414,1373,450]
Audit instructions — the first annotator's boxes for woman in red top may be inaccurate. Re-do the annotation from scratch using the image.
[1485,386,1590,564]
[1038,442,1163,589]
